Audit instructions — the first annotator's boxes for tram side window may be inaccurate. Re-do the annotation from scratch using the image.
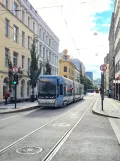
[64,85,66,96]
[60,84,63,95]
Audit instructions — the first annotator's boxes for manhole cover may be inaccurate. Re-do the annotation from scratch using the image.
[53,123,70,127]
[16,147,43,155]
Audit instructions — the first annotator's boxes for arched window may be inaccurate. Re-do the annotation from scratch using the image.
[21,79,25,98]
[27,80,31,97]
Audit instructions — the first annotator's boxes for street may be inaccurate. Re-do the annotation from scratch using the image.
[0,94,120,161]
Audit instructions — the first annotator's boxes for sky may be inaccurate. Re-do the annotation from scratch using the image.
[29,0,114,79]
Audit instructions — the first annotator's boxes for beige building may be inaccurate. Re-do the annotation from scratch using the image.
[0,0,37,102]
[0,0,59,102]
[59,49,76,80]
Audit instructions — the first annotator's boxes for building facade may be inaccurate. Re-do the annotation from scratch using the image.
[59,49,76,80]
[109,12,115,98]
[94,78,101,89]
[74,68,80,83]
[113,0,120,100]
[86,72,93,82]
[37,16,59,75]
[104,54,110,95]
[70,59,85,76]
[0,0,59,102]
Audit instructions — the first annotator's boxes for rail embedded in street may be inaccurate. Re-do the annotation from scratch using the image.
[0,95,97,158]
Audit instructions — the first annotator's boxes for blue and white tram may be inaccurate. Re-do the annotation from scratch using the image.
[37,75,84,107]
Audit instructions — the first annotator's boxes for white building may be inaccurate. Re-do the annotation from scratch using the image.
[37,18,59,75]
[75,68,80,83]
[20,0,59,75]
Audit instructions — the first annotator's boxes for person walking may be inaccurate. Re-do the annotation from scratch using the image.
[4,90,9,105]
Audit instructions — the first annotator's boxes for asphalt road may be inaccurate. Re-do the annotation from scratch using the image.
[0,94,120,161]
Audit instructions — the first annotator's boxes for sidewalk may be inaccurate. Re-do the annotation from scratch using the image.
[0,101,39,114]
[92,95,120,118]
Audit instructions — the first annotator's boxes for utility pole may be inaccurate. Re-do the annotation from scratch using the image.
[101,72,104,111]
[100,64,107,111]
[13,73,18,109]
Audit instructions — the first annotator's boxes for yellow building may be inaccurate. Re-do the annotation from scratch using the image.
[59,49,76,80]
[0,0,37,102]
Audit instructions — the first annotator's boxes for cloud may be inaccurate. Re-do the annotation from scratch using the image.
[101,24,110,27]
[28,0,113,79]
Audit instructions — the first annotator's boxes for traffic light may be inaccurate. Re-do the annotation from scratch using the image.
[13,74,18,85]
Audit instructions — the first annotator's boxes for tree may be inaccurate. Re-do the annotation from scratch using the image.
[80,70,84,84]
[28,37,42,102]
[44,59,51,75]
[79,71,95,94]
[8,54,13,93]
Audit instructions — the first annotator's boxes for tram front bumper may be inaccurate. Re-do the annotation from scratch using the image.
[38,99,56,107]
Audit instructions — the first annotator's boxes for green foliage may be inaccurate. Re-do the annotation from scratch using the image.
[28,37,42,96]
[80,71,95,94]
[8,54,13,93]
[44,59,51,75]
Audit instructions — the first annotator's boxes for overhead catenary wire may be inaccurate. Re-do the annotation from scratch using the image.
[58,6,77,50]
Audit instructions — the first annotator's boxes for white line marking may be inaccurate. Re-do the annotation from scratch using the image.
[42,98,97,161]
[106,99,119,110]
[0,98,96,154]
[0,109,40,122]
[108,118,120,145]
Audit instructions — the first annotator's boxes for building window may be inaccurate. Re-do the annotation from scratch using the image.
[43,32,45,41]
[5,18,10,37]
[13,52,18,67]
[14,25,19,43]
[49,38,51,46]
[33,22,35,32]
[28,16,30,28]
[64,67,67,72]
[5,0,9,9]
[22,10,25,23]
[46,50,48,59]
[49,52,51,62]
[28,58,30,72]
[22,55,25,69]
[14,2,19,17]
[39,28,41,38]
[28,36,30,49]
[22,31,25,47]
[64,56,67,60]
[43,47,45,60]
[5,48,9,67]
[39,44,42,57]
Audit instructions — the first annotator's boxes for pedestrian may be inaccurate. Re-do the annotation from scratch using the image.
[4,90,9,105]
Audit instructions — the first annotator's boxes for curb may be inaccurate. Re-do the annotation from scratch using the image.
[0,105,40,114]
[92,108,120,119]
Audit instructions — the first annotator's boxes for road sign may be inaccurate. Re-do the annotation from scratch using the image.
[12,67,18,73]
[100,64,107,72]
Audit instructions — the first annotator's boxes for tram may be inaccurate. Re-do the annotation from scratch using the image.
[37,75,84,108]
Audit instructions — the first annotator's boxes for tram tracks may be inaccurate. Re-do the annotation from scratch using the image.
[0,95,97,159]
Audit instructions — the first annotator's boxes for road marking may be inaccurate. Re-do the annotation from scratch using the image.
[0,98,96,155]
[0,115,19,121]
[0,109,40,122]
[108,118,120,145]
[106,99,119,110]
[42,98,97,161]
